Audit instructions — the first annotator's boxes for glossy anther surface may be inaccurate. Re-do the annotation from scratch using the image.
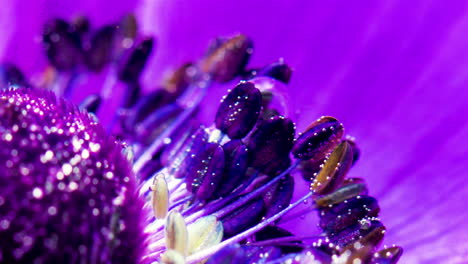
[247,116,295,174]
[215,82,262,139]
[319,195,380,232]
[215,140,249,197]
[292,116,344,161]
[187,143,225,201]
[311,140,354,195]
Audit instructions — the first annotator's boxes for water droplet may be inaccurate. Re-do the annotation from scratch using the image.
[32,187,44,199]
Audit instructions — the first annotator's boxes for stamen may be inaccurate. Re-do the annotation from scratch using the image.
[186,192,314,264]
[186,215,223,255]
[117,37,154,83]
[292,116,344,161]
[315,183,368,207]
[214,140,249,197]
[1,15,404,263]
[200,34,253,83]
[151,173,169,219]
[319,196,380,233]
[247,116,295,175]
[185,142,225,201]
[311,140,354,195]
[215,81,262,139]
[165,211,188,256]
[132,88,204,172]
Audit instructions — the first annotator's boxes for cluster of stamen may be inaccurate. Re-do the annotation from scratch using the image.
[0,13,403,264]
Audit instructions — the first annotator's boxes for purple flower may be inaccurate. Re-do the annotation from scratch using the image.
[1,1,468,263]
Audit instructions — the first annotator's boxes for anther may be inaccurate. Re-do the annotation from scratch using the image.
[186,215,223,255]
[165,211,188,256]
[292,116,344,161]
[311,140,354,195]
[151,173,169,219]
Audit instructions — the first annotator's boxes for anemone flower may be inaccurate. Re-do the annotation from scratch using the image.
[1,1,468,264]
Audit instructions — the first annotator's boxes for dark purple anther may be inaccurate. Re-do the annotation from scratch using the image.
[263,174,294,218]
[370,246,403,264]
[206,244,248,264]
[215,82,262,139]
[257,61,292,84]
[84,25,116,72]
[328,220,384,248]
[134,104,184,145]
[247,116,295,174]
[222,198,266,237]
[0,63,28,88]
[215,140,249,197]
[319,195,380,232]
[43,19,83,71]
[167,127,208,179]
[118,37,154,83]
[79,94,102,114]
[0,88,146,263]
[292,116,344,161]
[186,143,225,201]
[201,34,253,82]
